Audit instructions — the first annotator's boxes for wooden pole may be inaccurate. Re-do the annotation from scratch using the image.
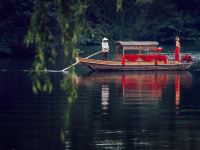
[61,51,102,72]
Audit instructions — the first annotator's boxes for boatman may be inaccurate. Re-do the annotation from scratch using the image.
[102,37,109,60]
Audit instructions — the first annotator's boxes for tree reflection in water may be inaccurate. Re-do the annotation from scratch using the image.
[77,71,193,106]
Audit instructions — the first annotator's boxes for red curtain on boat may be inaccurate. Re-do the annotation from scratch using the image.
[157,55,167,64]
[122,55,140,66]
[140,55,155,61]
[124,54,140,62]
[122,54,168,65]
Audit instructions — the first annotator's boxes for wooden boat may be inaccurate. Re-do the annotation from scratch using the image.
[77,38,193,71]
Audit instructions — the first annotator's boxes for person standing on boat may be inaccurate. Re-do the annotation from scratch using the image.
[102,37,109,60]
[175,36,180,62]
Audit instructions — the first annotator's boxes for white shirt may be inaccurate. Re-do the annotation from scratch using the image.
[102,41,109,52]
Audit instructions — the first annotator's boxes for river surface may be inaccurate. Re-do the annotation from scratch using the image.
[1,46,200,150]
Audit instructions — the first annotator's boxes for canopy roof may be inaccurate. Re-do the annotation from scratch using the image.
[116,41,159,50]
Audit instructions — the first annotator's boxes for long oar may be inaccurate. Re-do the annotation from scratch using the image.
[61,50,102,72]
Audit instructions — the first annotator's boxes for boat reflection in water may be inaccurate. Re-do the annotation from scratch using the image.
[76,71,192,108]
[121,72,169,103]
[74,71,194,150]
[101,84,109,111]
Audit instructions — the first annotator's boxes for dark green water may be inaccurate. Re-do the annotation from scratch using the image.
[1,48,200,150]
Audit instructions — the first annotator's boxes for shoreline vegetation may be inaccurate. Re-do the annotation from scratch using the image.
[1,0,200,57]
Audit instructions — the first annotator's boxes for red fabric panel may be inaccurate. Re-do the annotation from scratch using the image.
[140,55,155,61]
[121,54,168,65]
[157,55,167,64]
[122,54,140,66]
[124,54,140,62]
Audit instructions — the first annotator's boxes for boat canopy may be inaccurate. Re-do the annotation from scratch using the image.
[116,41,159,50]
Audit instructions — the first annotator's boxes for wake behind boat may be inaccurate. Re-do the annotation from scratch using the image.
[77,37,193,71]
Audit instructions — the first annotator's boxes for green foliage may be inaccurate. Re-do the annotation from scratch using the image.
[25,0,86,63]
[56,0,86,59]
[24,0,86,93]
[31,69,53,94]
[60,69,77,103]
[84,0,200,44]
[1,0,200,55]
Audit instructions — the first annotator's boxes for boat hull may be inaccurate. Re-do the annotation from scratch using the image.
[77,57,193,71]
